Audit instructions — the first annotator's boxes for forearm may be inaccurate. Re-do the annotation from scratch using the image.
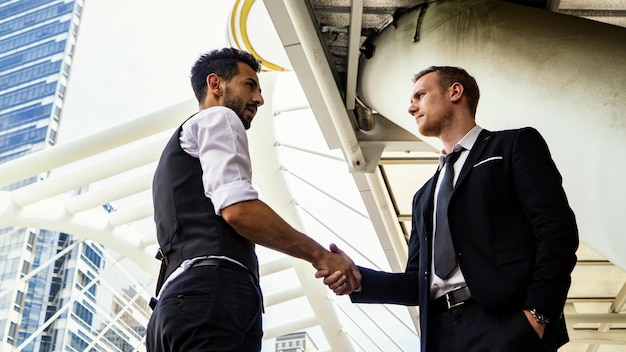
[221,199,327,267]
[350,267,420,305]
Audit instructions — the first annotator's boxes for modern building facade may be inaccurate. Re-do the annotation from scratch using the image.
[275,332,319,352]
[0,1,153,351]
[0,0,81,171]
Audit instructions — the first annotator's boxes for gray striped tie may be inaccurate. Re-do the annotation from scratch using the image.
[434,148,463,279]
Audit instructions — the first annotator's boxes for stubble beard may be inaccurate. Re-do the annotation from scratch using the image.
[418,108,454,138]
[224,86,252,130]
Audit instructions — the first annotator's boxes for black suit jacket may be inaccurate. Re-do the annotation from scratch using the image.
[351,127,578,350]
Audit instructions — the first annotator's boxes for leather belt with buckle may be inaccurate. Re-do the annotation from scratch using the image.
[192,258,251,276]
[149,258,257,311]
[431,286,473,314]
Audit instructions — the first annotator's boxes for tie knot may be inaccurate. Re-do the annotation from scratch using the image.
[444,148,463,165]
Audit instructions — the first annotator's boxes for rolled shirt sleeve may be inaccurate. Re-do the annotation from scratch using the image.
[179,106,258,215]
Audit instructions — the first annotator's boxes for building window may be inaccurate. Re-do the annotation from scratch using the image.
[21,260,30,276]
[26,231,35,251]
[76,270,97,299]
[7,322,17,345]
[73,301,94,326]
[70,332,88,351]
[48,128,57,145]
[83,243,102,269]
[14,290,23,312]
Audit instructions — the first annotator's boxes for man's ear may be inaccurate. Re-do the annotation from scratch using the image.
[450,82,464,103]
[207,73,222,97]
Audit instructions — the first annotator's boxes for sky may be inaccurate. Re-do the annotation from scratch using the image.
[58,1,417,351]
[60,0,235,142]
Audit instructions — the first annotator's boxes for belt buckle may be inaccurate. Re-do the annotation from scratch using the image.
[444,286,466,309]
[445,294,464,309]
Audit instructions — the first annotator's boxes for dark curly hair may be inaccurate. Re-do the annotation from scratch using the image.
[413,66,480,117]
[190,47,261,103]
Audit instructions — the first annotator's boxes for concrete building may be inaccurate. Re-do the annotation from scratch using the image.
[276,332,319,352]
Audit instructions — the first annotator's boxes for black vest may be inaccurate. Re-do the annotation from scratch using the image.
[152,122,259,295]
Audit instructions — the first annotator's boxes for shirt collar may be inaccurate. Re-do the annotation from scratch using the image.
[438,125,483,168]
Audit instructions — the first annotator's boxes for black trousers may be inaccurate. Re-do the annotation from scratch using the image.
[427,302,549,352]
[146,265,263,352]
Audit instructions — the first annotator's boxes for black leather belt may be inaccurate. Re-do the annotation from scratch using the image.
[192,258,252,277]
[431,286,473,314]
[149,258,257,311]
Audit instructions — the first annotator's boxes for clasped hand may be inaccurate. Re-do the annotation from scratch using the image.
[315,243,361,295]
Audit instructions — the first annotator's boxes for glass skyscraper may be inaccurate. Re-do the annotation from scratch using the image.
[0,1,152,351]
[0,0,80,170]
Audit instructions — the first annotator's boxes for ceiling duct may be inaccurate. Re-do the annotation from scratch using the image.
[354,96,375,131]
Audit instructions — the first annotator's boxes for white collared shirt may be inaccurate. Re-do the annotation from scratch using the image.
[430,125,483,299]
[179,106,259,215]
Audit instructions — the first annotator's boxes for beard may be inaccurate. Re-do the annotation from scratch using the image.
[418,117,441,137]
[418,107,454,137]
[224,86,254,130]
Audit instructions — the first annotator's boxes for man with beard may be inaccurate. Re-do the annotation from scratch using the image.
[146,48,360,352]
[320,66,578,351]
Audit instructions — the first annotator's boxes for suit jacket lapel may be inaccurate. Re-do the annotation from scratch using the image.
[421,170,440,241]
[455,129,493,189]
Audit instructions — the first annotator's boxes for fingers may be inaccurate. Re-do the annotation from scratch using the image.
[325,271,350,295]
[342,266,361,295]
[350,266,362,293]
[333,244,360,293]
[325,271,347,288]
[315,269,330,279]
[316,270,351,295]
[329,243,344,256]
[332,254,361,294]
[314,244,362,295]
[333,281,349,295]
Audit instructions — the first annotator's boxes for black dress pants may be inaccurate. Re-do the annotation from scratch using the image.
[428,302,549,352]
[146,265,263,352]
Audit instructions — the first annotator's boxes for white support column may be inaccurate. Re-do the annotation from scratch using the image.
[65,170,153,214]
[0,99,196,188]
[10,137,165,207]
[247,71,356,350]
[291,258,355,351]
[263,0,370,172]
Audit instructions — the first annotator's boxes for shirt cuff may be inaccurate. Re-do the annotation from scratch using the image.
[211,180,258,216]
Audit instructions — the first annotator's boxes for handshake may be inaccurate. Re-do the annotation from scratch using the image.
[314,243,362,295]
